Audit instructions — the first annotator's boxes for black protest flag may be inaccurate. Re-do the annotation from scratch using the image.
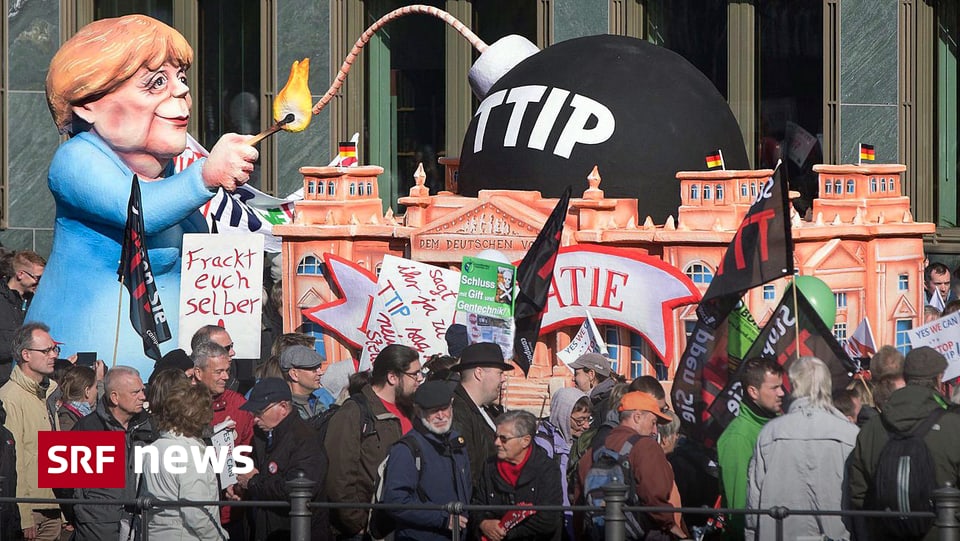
[512,186,572,376]
[698,165,794,326]
[117,175,172,361]
[703,283,856,440]
[672,303,760,444]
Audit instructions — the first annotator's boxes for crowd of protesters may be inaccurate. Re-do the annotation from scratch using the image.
[0,249,958,541]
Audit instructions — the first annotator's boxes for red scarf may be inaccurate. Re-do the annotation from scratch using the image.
[497,445,532,487]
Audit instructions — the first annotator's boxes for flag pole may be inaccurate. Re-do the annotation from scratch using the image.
[719,149,726,171]
[792,276,801,361]
[857,143,862,166]
[113,277,124,367]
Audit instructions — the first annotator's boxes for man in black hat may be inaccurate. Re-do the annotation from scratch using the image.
[451,342,514,483]
[229,378,330,540]
[280,345,329,423]
[379,380,471,540]
[849,346,960,540]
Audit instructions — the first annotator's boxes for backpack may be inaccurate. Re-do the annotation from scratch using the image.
[582,434,645,541]
[872,407,947,539]
[316,391,378,444]
[368,436,425,541]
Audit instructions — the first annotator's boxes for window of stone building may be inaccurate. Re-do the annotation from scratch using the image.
[895,319,912,355]
[297,255,325,276]
[833,322,847,346]
[899,273,909,291]
[685,262,714,284]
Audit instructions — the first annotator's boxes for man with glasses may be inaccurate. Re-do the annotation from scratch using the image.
[451,342,515,484]
[280,345,329,423]
[0,322,61,540]
[0,251,45,382]
[232,377,329,539]
[325,344,421,540]
[190,340,253,538]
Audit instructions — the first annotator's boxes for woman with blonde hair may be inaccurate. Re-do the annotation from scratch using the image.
[142,378,227,540]
[27,14,259,377]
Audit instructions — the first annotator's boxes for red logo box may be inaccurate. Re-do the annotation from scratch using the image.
[38,431,126,488]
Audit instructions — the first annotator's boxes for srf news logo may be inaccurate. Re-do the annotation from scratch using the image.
[38,431,253,488]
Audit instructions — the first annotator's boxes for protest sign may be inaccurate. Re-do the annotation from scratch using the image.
[211,419,240,487]
[178,234,264,357]
[908,312,960,381]
[456,256,516,319]
[358,255,460,369]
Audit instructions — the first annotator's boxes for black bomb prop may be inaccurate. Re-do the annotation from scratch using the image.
[458,34,749,223]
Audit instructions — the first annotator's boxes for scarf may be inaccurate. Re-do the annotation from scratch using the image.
[497,445,532,487]
[67,401,94,418]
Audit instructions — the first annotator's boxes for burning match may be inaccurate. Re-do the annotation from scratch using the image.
[247,58,312,146]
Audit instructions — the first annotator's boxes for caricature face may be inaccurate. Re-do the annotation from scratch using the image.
[74,63,191,171]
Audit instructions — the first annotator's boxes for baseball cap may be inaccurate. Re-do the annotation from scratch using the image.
[568,353,612,377]
[618,391,672,423]
[280,345,325,371]
[240,378,292,413]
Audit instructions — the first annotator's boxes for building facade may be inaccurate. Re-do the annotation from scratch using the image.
[276,159,933,406]
[3,1,959,268]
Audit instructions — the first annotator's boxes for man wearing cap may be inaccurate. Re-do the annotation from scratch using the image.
[380,380,471,540]
[451,342,514,483]
[280,345,329,423]
[849,346,960,540]
[574,391,683,539]
[570,352,618,427]
[230,378,330,540]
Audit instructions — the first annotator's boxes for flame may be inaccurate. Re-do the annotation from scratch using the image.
[274,58,312,132]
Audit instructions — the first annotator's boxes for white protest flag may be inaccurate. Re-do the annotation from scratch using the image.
[929,288,947,312]
[844,317,877,361]
[556,311,608,370]
[908,311,960,381]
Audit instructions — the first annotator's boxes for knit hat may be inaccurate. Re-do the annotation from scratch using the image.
[445,324,469,358]
[903,346,948,380]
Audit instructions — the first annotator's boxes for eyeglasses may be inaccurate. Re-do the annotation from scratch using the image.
[402,370,425,381]
[495,434,526,444]
[253,402,279,418]
[570,414,592,427]
[26,345,60,356]
[21,270,41,282]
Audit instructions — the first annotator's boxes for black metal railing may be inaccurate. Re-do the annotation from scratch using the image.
[3,476,959,541]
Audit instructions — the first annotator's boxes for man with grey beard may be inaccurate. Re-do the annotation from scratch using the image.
[379,380,472,541]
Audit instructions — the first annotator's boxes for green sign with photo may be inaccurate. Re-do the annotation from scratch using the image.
[456,256,516,319]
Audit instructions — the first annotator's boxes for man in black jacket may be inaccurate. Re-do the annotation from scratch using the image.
[233,378,330,540]
[72,366,155,541]
[0,251,45,383]
[451,342,514,484]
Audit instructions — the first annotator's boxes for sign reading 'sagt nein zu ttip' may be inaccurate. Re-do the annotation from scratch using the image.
[38,431,253,489]
[456,256,517,319]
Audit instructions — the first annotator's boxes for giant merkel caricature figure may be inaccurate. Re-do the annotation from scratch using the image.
[28,15,258,377]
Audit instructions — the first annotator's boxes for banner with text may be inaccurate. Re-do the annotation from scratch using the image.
[908,312,960,381]
[358,255,460,369]
[178,234,264,357]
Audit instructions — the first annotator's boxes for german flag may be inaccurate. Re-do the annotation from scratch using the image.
[705,151,724,170]
[859,143,875,162]
[338,141,358,167]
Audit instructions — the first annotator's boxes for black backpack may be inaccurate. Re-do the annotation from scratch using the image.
[316,391,378,444]
[872,407,947,539]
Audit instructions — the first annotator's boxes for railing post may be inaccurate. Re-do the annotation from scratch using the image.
[287,471,316,541]
[602,482,628,541]
[445,501,464,541]
[934,482,960,541]
[769,505,788,541]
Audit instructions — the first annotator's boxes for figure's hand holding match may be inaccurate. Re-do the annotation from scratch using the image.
[203,133,259,191]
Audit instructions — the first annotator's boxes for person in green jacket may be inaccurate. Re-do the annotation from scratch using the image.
[716,358,784,540]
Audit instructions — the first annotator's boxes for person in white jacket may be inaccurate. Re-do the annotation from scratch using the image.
[142,378,228,540]
[745,356,859,541]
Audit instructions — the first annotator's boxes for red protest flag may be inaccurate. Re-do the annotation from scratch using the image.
[117,175,172,361]
[512,186,572,376]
